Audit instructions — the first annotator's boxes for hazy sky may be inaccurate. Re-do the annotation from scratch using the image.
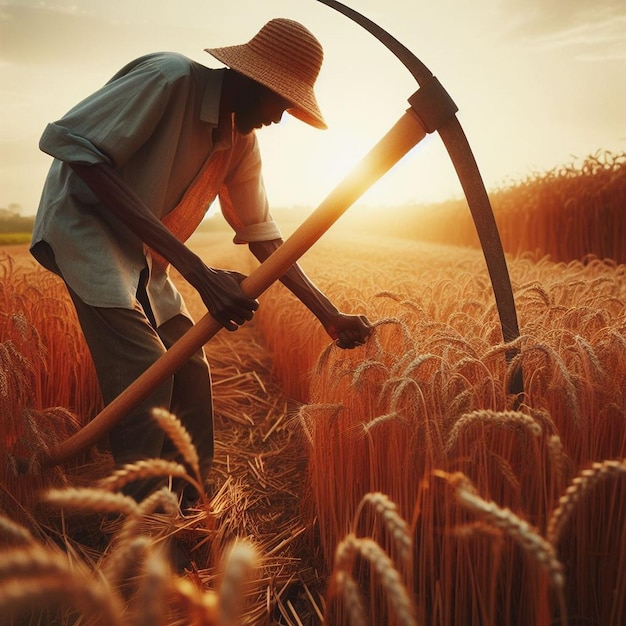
[1,0,624,214]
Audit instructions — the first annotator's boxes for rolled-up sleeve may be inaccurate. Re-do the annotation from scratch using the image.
[218,132,282,244]
[39,58,179,168]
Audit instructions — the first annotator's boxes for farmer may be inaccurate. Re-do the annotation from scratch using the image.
[31,18,372,502]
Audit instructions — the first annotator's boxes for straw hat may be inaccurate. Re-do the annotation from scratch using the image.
[205,18,327,130]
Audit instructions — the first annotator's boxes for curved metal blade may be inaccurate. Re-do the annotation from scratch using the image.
[317,0,523,397]
[316,0,431,84]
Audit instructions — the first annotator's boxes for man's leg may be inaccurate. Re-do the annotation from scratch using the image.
[66,289,173,471]
[156,314,215,485]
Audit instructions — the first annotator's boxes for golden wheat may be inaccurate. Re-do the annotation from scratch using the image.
[134,545,172,626]
[217,539,261,626]
[445,409,543,453]
[151,407,201,481]
[2,155,625,626]
[353,492,412,564]
[0,513,34,546]
[441,471,564,590]
[98,459,191,493]
[332,533,418,626]
[0,543,124,625]
[547,459,626,545]
[331,569,369,626]
[44,487,140,517]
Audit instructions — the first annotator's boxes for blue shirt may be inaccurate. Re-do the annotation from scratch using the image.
[31,52,280,324]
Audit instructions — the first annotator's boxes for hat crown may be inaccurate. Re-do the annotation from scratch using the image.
[205,18,327,129]
[247,18,323,89]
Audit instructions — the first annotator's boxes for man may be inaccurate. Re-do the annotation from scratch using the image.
[31,18,372,501]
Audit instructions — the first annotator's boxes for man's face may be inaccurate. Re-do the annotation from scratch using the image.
[233,80,292,135]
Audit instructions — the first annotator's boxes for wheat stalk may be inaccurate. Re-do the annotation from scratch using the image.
[547,458,626,544]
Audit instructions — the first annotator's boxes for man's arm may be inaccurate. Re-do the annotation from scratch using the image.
[70,162,258,331]
[248,238,372,349]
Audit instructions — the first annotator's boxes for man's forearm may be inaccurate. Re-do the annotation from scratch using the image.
[70,162,201,277]
[248,239,339,324]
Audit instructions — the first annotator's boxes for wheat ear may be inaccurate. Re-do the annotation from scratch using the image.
[151,408,201,481]
[0,545,123,625]
[445,409,542,453]
[334,534,417,626]
[172,578,219,625]
[354,492,412,564]
[104,487,179,583]
[134,545,171,626]
[332,569,370,626]
[547,459,626,544]
[0,514,34,545]
[98,459,191,493]
[441,471,564,590]
[218,539,260,626]
[44,488,139,517]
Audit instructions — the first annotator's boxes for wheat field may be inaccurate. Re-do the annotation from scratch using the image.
[1,157,625,625]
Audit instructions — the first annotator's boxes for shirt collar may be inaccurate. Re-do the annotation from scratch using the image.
[201,68,233,151]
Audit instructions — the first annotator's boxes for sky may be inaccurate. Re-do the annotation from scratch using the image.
[0,0,624,215]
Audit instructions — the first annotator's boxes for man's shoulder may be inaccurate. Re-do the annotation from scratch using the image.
[112,52,207,85]
[134,52,195,78]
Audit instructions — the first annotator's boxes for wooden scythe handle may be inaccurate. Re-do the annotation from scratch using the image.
[42,109,427,467]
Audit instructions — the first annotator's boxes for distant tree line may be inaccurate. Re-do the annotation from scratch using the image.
[0,207,34,233]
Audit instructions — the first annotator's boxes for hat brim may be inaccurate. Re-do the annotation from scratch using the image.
[206,45,327,130]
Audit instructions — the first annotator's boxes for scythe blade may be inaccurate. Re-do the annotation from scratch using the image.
[317,0,524,396]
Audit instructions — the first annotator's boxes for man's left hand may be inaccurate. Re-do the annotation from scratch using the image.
[325,313,374,349]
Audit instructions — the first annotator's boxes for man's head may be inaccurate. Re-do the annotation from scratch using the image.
[227,74,293,135]
[205,18,327,131]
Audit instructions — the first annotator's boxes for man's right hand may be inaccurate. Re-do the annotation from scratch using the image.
[183,261,258,331]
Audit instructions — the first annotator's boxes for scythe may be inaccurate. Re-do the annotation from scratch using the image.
[39,0,523,467]
[316,0,524,390]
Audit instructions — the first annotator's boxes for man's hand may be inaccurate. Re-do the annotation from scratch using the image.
[184,261,258,331]
[325,313,373,349]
